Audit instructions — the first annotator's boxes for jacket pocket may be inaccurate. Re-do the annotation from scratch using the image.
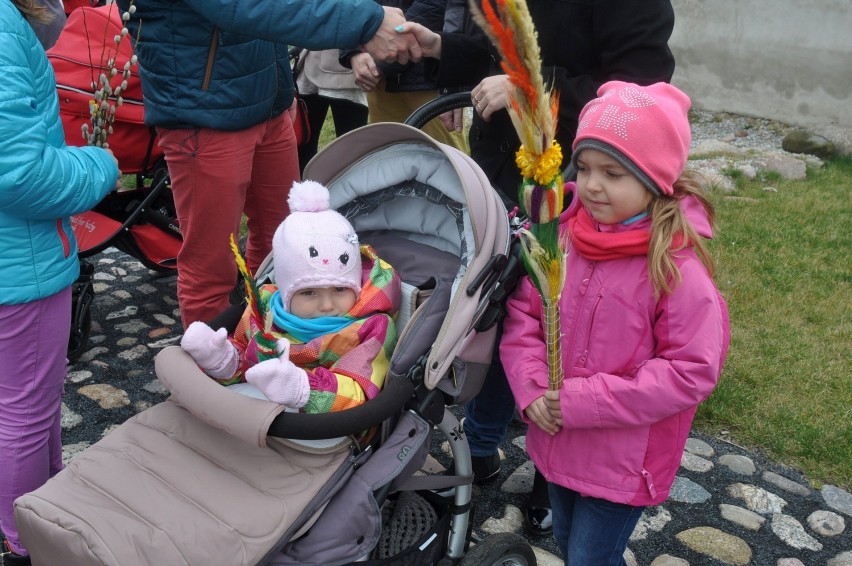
[202,27,219,91]
[56,218,70,258]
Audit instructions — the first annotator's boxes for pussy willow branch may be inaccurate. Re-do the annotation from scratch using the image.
[79,2,138,149]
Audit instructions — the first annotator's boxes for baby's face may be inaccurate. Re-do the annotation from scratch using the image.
[289,287,357,318]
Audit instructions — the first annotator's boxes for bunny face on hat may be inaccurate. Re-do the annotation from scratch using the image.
[273,181,362,313]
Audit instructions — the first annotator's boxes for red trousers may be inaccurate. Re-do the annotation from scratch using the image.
[157,112,299,328]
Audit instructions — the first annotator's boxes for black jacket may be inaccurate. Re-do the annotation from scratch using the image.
[432,0,676,206]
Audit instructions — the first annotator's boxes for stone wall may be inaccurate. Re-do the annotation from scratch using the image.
[669,0,851,152]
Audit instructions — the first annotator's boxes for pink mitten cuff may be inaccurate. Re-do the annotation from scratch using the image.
[180,321,240,379]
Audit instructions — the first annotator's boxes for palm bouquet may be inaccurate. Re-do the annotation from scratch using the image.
[470,0,567,390]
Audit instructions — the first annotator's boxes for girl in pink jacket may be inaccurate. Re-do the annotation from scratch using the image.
[500,81,730,565]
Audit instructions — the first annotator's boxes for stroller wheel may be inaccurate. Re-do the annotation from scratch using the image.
[67,307,92,364]
[68,262,95,364]
[458,532,536,566]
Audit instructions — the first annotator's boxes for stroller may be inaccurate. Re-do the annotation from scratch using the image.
[47,4,181,362]
[13,119,535,565]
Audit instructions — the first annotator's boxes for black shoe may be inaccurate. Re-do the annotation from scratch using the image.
[471,453,501,484]
[524,505,554,537]
[524,466,553,536]
[2,540,31,565]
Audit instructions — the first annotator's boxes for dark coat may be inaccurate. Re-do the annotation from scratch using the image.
[433,0,676,205]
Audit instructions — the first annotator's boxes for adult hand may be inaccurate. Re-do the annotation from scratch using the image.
[393,22,442,59]
[438,108,464,133]
[362,7,422,65]
[471,75,513,122]
[524,395,561,436]
[350,52,382,92]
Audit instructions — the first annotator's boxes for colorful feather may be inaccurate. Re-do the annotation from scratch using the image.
[229,234,263,326]
[470,0,567,390]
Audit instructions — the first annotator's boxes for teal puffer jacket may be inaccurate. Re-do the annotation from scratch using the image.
[118,0,385,131]
[0,0,119,306]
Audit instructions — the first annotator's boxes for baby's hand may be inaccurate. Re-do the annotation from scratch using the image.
[245,339,309,408]
[524,395,561,436]
[180,321,239,379]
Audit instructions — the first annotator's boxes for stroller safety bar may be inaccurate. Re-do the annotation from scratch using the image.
[155,346,416,443]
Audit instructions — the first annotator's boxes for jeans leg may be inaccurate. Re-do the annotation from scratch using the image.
[158,124,268,327]
[0,288,70,555]
[549,483,644,566]
[244,112,298,274]
[463,324,516,457]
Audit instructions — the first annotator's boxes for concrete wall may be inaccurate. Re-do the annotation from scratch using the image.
[669,0,851,146]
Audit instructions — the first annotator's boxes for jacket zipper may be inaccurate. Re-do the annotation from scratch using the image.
[564,260,596,374]
[57,219,70,258]
[202,27,219,91]
[577,292,603,367]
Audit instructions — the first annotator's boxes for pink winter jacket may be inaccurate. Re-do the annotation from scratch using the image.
[501,195,730,506]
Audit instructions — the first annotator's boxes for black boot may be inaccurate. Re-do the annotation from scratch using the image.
[523,467,553,536]
[2,540,31,565]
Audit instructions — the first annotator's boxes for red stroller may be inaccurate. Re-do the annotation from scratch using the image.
[47,5,181,361]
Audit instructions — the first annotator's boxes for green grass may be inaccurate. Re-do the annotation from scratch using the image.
[696,156,851,489]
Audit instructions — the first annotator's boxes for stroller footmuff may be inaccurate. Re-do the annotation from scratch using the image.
[15,346,429,566]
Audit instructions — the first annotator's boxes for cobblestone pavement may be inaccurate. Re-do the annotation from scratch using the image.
[58,246,851,566]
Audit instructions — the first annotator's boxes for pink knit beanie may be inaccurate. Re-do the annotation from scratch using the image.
[273,180,362,312]
[571,81,692,196]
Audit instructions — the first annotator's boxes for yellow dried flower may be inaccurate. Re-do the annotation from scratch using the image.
[515,141,563,185]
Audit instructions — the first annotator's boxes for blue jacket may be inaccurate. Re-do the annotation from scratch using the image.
[118,0,386,131]
[0,0,119,305]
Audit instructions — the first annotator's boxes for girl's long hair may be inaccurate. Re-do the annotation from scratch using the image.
[647,171,716,297]
[13,0,53,24]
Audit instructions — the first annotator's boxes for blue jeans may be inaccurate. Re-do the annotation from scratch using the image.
[463,325,516,457]
[548,483,644,566]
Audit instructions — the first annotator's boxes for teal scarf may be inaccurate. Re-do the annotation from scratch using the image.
[270,291,355,343]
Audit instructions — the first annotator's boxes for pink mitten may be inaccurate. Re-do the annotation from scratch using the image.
[180,321,239,379]
[245,339,310,408]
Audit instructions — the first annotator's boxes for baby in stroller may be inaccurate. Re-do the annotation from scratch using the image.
[181,180,401,414]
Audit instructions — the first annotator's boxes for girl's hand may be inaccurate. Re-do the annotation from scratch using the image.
[350,52,382,91]
[543,389,563,426]
[471,75,513,121]
[524,396,561,436]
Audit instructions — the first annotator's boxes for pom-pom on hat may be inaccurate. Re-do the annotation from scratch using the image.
[273,180,361,312]
[571,81,692,196]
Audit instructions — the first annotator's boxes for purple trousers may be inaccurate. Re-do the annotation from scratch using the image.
[0,287,69,555]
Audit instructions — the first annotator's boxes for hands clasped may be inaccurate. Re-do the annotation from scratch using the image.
[360,10,442,68]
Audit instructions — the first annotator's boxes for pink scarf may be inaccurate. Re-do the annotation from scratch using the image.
[567,207,651,260]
